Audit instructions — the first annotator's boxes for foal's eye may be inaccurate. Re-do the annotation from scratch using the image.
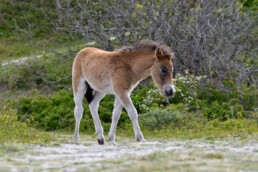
[160,66,168,73]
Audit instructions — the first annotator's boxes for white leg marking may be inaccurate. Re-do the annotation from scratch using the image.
[108,96,123,144]
[118,93,146,142]
[73,78,86,142]
[126,104,146,142]
[89,91,105,142]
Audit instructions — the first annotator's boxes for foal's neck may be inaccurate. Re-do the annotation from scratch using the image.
[128,50,156,82]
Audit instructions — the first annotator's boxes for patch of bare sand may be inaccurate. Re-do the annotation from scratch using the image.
[1,139,257,171]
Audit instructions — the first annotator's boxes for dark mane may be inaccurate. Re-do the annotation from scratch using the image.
[119,40,173,58]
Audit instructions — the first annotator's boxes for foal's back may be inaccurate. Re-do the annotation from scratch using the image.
[73,47,118,93]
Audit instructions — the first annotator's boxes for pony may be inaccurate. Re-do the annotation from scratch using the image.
[72,40,175,145]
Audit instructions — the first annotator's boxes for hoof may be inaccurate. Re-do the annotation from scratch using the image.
[108,140,116,145]
[140,139,147,142]
[98,138,104,145]
[72,136,79,143]
[108,136,116,145]
[136,137,147,142]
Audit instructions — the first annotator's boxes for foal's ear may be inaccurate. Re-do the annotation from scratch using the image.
[155,48,164,60]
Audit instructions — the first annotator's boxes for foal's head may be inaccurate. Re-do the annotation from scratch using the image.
[151,47,175,97]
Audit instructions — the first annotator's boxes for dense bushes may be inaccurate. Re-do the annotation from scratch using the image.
[13,72,257,134]
[15,89,131,132]
[16,89,87,131]
[1,0,257,140]
[4,84,256,140]
[139,105,189,130]
[0,102,53,143]
[0,54,73,89]
[140,111,258,139]
[0,67,256,140]
[0,0,56,38]
[1,0,256,94]
[13,0,256,91]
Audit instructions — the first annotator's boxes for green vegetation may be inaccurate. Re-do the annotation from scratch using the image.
[1,67,257,142]
[139,114,258,140]
[6,72,256,141]
[0,1,257,172]
[0,0,56,39]
[1,51,257,144]
[0,0,257,145]
[0,39,40,63]
[0,101,54,143]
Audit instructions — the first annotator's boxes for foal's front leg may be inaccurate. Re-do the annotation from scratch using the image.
[89,91,105,145]
[117,92,146,142]
[108,96,123,144]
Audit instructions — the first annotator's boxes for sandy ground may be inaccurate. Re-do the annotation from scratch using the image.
[1,55,43,67]
[0,135,257,172]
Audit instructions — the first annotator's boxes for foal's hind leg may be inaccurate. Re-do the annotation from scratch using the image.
[73,78,86,142]
[88,91,105,145]
[108,96,123,144]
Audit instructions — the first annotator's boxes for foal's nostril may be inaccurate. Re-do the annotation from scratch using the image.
[165,90,172,96]
[164,86,173,97]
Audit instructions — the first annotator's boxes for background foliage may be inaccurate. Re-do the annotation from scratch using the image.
[0,0,257,142]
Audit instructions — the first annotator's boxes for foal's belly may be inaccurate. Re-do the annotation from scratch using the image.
[98,84,114,94]
[84,72,114,94]
[89,81,114,94]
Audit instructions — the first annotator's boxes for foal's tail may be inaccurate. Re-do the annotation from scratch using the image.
[84,81,94,104]
[72,49,95,104]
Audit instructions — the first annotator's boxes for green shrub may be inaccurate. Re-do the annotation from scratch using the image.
[0,54,72,90]
[13,77,257,133]
[170,71,205,105]
[15,89,130,132]
[0,0,56,39]
[132,86,169,114]
[137,108,258,139]
[17,89,77,131]
[140,110,181,129]
[0,104,53,143]
[197,81,257,112]
[5,68,255,133]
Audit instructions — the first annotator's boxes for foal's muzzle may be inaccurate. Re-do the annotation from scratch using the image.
[164,85,175,97]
